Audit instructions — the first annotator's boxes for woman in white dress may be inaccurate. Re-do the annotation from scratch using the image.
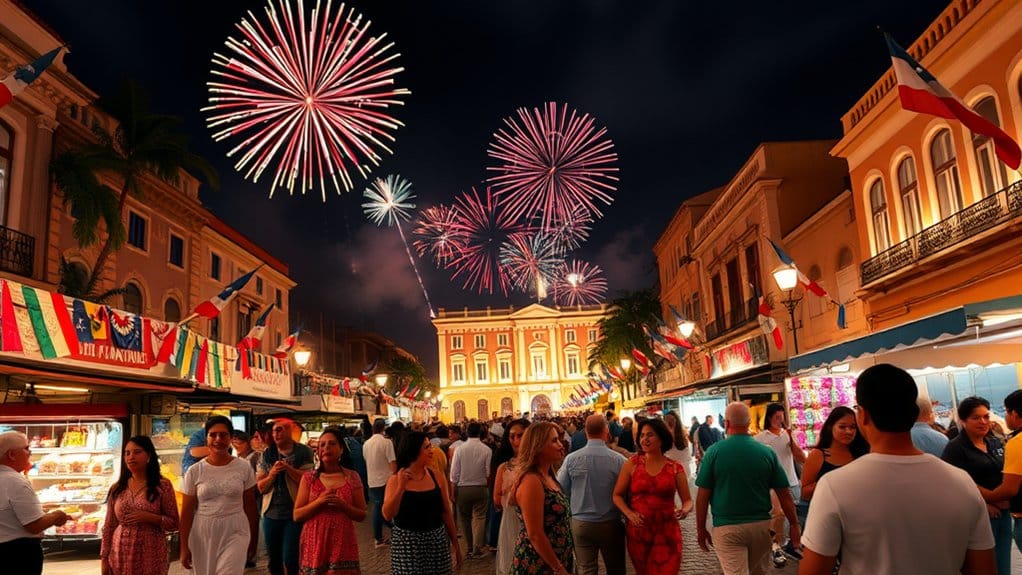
[179,416,259,575]
[492,418,529,575]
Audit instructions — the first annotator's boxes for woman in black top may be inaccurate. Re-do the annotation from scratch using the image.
[800,406,869,502]
[382,431,460,575]
[942,396,1010,575]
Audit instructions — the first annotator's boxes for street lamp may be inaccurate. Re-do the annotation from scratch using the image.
[293,349,312,368]
[375,373,388,387]
[425,391,432,399]
[619,358,632,371]
[771,264,804,354]
[678,319,696,339]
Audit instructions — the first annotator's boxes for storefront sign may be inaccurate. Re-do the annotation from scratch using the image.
[710,336,769,378]
[324,395,355,413]
[230,364,293,400]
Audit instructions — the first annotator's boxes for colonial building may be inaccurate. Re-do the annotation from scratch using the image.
[650,141,850,427]
[796,0,1022,418]
[0,0,295,348]
[432,303,607,423]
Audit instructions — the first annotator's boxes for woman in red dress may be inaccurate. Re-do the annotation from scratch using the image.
[293,427,367,574]
[613,418,694,575]
[100,435,179,575]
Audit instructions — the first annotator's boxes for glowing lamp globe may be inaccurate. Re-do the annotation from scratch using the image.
[772,265,799,292]
[678,320,696,339]
[293,350,312,368]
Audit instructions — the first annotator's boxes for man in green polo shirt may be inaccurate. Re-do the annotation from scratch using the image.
[695,402,800,575]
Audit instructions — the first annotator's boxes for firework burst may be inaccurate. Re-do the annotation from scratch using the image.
[545,204,593,255]
[362,175,435,318]
[499,234,563,298]
[447,187,527,296]
[412,204,462,266]
[553,260,607,306]
[487,102,618,230]
[205,0,410,200]
[362,174,415,226]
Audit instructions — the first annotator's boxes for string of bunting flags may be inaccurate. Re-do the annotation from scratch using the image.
[0,278,292,397]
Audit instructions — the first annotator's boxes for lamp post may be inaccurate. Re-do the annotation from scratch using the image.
[619,358,633,402]
[293,348,312,394]
[771,264,804,354]
[375,373,389,387]
[678,319,696,339]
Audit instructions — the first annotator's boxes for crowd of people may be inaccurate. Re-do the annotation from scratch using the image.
[2,362,1021,573]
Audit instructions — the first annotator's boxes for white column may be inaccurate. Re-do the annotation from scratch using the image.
[437,329,448,388]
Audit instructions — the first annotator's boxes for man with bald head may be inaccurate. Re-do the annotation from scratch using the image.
[558,414,628,575]
[911,396,949,457]
[695,402,800,575]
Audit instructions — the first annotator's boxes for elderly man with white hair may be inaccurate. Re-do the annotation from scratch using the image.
[694,402,800,575]
[911,396,949,457]
[0,431,69,575]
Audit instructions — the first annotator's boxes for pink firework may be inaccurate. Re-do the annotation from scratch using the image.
[205,0,410,200]
[447,187,527,296]
[553,260,608,306]
[412,204,463,266]
[499,233,563,298]
[487,102,618,229]
[546,204,593,255]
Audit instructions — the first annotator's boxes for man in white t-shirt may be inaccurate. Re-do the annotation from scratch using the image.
[799,363,995,575]
[363,419,396,548]
[755,403,806,567]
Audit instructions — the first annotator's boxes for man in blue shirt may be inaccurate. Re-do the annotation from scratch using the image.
[558,414,628,575]
[180,428,208,475]
[570,419,588,453]
[911,396,949,457]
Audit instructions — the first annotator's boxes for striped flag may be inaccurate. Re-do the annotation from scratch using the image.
[0,280,23,352]
[768,237,846,329]
[238,303,274,350]
[0,48,61,110]
[886,33,1020,169]
[7,281,41,358]
[193,267,261,319]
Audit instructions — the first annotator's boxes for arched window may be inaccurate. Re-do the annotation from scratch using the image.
[477,399,489,420]
[164,298,181,322]
[501,397,513,417]
[835,246,859,307]
[930,129,963,218]
[0,121,12,226]
[453,400,466,423]
[869,179,892,253]
[972,97,1008,197]
[837,246,854,270]
[897,156,923,237]
[123,282,143,314]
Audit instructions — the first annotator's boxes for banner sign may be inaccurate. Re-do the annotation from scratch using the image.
[710,335,769,378]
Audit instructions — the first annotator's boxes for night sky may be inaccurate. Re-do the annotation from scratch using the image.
[24,0,947,378]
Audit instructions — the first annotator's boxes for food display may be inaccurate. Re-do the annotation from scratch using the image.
[786,375,857,451]
[0,420,122,540]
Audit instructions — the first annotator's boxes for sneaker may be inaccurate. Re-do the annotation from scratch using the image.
[783,541,803,560]
[374,539,390,549]
[772,548,787,567]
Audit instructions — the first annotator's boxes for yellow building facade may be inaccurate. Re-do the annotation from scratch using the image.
[432,303,608,423]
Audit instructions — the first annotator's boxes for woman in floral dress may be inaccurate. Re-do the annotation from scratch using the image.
[100,435,179,575]
[294,427,367,575]
[509,422,573,575]
[613,418,693,575]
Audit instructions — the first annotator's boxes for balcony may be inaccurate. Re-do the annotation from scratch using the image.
[0,225,34,277]
[861,181,1022,285]
[705,296,758,342]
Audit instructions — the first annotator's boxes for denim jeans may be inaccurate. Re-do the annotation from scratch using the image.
[991,512,1012,575]
[368,486,391,542]
[263,516,302,575]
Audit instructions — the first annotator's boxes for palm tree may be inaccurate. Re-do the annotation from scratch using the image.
[591,288,661,400]
[57,256,126,303]
[51,79,218,296]
[382,355,435,398]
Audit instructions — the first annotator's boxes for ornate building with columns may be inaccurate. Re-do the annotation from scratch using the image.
[432,303,608,423]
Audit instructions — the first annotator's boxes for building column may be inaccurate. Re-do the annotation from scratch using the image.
[31,114,57,284]
[437,330,448,389]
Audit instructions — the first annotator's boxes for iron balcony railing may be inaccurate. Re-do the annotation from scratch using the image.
[861,181,1022,285]
[705,296,758,342]
[0,224,34,277]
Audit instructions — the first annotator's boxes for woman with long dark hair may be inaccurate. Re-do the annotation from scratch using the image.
[613,418,692,574]
[383,431,460,575]
[180,416,259,575]
[509,421,573,575]
[294,427,366,574]
[100,436,178,575]
[800,406,869,501]
[663,411,692,475]
[493,418,529,575]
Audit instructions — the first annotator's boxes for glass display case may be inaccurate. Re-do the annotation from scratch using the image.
[0,420,123,542]
[146,409,229,493]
